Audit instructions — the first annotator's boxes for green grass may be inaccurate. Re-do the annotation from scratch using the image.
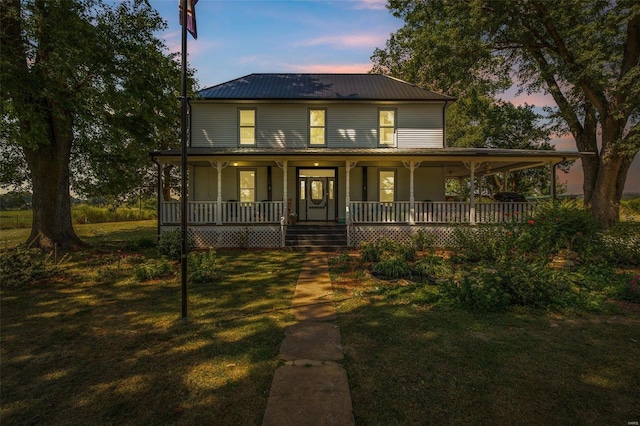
[1,224,305,425]
[0,209,32,229]
[0,219,158,248]
[331,262,640,425]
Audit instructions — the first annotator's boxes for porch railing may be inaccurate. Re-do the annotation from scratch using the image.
[161,201,284,225]
[349,201,535,224]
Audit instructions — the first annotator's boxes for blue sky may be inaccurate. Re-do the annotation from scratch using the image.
[153,0,401,88]
[152,0,639,194]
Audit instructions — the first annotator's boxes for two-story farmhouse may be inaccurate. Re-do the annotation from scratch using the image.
[151,74,580,249]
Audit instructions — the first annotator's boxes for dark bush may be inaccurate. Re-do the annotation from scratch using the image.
[0,248,55,287]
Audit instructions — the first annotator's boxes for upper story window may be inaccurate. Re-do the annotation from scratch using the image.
[379,169,395,202]
[378,109,396,146]
[239,108,256,146]
[309,109,326,146]
[239,169,256,202]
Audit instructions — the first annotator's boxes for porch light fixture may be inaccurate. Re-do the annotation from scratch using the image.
[314,162,319,166]
[233,162,238,166]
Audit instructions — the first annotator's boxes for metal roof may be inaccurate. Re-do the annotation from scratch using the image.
[196,74,456,101]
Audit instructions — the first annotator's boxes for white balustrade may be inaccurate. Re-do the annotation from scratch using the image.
[161,201,284,224]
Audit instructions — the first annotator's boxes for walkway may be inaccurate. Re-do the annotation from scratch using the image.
[262,251,355,426]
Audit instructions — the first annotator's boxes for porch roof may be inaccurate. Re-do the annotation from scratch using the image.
[150,147,584,178]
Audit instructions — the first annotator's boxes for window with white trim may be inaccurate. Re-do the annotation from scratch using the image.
[239,169,256,202]
[379,170,395,202]
[309,109,326,145]
[239,109,256,146]
[378,109,396,146]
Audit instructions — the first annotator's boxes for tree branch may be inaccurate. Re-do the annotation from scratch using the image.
[530,0,610,116]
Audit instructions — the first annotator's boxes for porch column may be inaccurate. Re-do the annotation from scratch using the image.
[277,160,289,218]
[345,161,357,247]
[469,162,476,224]
[210,161,228,225]
[403,161,421,225]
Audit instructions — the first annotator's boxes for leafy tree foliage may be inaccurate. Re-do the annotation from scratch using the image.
[373,0,639,226]
[1,0,184,247]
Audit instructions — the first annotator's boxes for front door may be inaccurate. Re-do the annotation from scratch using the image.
[298,169,336,222]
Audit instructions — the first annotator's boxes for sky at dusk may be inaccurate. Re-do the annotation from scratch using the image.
[152,0,639,195]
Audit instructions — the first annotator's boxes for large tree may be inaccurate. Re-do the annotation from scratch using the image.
[373,0,640,227]
[1,0,183,248]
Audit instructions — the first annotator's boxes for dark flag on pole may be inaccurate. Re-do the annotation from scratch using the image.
[179,0,198,39]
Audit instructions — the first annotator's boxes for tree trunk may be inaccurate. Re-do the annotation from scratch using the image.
[587,118,635,228]
[162,164,174,201]
[23,107,83,249]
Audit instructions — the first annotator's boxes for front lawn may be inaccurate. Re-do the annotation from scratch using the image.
[1,227,304,425]
[334,285,639,425]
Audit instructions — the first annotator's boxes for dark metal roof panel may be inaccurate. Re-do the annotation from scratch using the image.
[197,74,455,101]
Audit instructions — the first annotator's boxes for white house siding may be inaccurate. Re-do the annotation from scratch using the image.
[328,104,378,148]
[396,104,444,149]
[258,105,306,148]
[191,102,445,149]
[191,103,236,148]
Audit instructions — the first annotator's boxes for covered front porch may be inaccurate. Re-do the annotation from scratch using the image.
[152,147,579,247]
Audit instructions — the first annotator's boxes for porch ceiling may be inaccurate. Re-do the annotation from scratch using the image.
[151,147,585,177]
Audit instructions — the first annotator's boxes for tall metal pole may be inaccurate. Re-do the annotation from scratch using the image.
[180,0,188,322]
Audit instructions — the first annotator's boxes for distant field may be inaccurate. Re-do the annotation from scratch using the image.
[0,207,156,230]
[0,210,32,229]
[0,220,157,248]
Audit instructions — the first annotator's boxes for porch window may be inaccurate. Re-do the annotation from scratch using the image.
[239,108,256,146]
[239,169,256,202]
[378,109,396,146]
[379,170,395,202]
[309,109,326,145]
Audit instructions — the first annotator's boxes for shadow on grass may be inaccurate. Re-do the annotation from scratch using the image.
[335,283,640,425]
[1,249,305,425]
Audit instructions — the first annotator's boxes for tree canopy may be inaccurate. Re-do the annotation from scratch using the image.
[373,0,639,226]
[1,0,185,247]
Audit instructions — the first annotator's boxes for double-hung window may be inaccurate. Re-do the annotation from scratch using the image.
[378,109,396,146]
[309,108,326,146]
[239,169,256,202]
[379,170,395,202]
[239,108,256,146]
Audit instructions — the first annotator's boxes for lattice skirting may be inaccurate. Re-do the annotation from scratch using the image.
[161,225,283,248]
[349,224,459,248]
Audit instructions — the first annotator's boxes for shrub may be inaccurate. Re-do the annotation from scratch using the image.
[412,256,453,280]
[329,250,352,273]
[520,199,597,257]
[360,241,382,262]
[134,258,173,281]
[0,248,55,287]
[599,224,640,266]
[440,267,511,313]
[451,225,512,262]
[411,229,436,256]
[360,238,416,262]
[615,274,640,303]
[188,250,223,284]
[158,229,193,260]
[371,255,411,279]
[439,260,587,312]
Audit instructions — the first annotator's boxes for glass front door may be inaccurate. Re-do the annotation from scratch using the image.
[298,169,336,222]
